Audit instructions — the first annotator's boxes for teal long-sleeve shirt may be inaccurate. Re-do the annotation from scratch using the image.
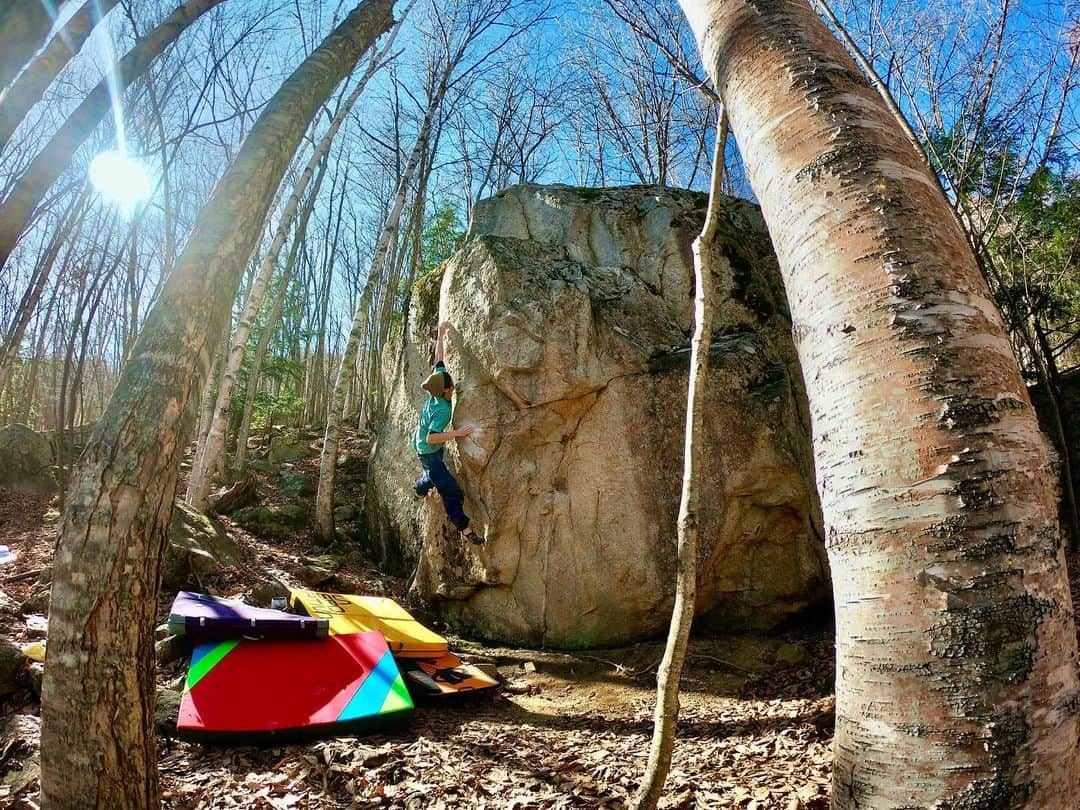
[414,362,452,455]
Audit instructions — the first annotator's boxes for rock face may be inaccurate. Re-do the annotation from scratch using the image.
[0,423,54,491]
[268,436,311,464]
[162,501,241,591]
[1,714,40,799]
[0,635,25,697]
[367,185,829,648]
[232,504,308,539]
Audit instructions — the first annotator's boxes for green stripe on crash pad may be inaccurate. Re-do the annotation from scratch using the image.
[186,639,240,690]
[380,673,412,714]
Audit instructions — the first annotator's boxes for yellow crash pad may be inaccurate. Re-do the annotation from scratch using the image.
[290,590,447,658]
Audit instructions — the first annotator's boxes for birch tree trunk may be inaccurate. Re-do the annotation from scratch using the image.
[632,115,726,810]
[0,0,122,151]
[38,4,394,807]
[0,0,53,91]
[194,346,225,455]
[675,1,1079,806]
[185,10,409,507]
[185,154,331,508]
[0,0,228,276]
[234,238,303,470]
[314,116,438,542]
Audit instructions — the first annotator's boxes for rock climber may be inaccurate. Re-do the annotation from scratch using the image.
[412,320,484,545]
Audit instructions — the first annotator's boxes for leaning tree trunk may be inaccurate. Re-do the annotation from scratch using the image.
[0,0,228,276]
[633,114,727,810]
[314,117,438,542]
[185,153,331,508]
[675,1,1079,807]
[234,236,304,470]
[0,0,121,151]
[38,4,394,808]
[0,0,53,92]
[183,5,411,507]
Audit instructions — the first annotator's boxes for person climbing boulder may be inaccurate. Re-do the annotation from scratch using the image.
[412,320,484,546]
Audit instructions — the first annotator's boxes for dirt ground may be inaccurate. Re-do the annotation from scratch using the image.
[2,431,1077,808]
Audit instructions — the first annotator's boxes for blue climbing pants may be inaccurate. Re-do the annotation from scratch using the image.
[415,449,470,531]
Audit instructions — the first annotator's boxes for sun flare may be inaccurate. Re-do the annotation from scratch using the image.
[88,150,153,215]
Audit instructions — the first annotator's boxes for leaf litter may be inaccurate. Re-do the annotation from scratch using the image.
[4,427,1076,808]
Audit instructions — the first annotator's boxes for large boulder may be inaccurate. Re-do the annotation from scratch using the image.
[162,501,241,591]
[0,635,25,697]
[280,471,315,499]
[367,184,830,648]
[268,436,311,464]
[231,504,308,539]
[0,423,54,491]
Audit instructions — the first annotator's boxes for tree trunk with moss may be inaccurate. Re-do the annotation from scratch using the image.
[677,0,1078,806]
[38,4,394,807]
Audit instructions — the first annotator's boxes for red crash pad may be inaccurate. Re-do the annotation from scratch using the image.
[177,630,413,743]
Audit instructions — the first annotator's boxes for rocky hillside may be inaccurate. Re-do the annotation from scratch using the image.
[367,184,831,648]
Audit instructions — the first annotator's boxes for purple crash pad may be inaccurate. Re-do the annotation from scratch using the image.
[168,591,329,640]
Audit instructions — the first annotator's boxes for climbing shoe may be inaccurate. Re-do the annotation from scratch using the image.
[461,528,485,546]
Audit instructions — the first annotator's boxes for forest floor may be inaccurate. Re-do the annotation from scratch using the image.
[1,428,1078,809]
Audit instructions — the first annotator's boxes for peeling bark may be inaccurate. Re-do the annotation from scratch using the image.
[38,3,394,807]
[677,0,1079,806]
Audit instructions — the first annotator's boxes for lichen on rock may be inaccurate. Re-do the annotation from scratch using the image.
[367,184,830,648]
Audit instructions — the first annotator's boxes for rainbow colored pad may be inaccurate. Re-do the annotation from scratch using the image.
[168,591,329,640]
[176,630,413,743]
[289,590,447,658]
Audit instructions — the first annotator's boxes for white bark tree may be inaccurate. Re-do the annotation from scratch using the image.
[675,0,1079,806]
[184,5,411,508]
[633,112,727,810]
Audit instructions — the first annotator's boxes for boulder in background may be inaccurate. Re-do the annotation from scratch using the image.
[367,184,830,648]
[0,424,54,492]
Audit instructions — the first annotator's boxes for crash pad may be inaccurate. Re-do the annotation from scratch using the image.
[399,652,500,698]
[290,590,447,658]
[176,630,413,743]
[168,591,329,640]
